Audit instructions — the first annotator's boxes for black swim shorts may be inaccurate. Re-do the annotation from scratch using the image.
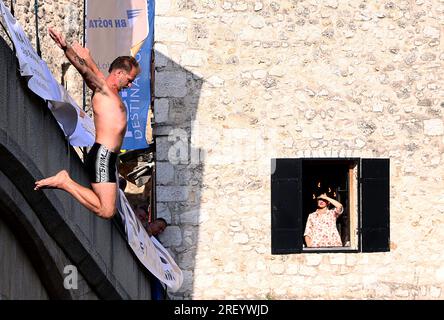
[84,143,118,183]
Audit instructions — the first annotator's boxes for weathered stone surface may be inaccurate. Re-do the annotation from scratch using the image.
[156,202,172,224]
[154,43,170,68]
[305,254,323,266]
[233,233,249,244]
[154,98,169,123]
[180,209,200,225]
[155,137,171,160]
[249,16,266,29]
[157,186,189,202]
[158,226,182,247]
[424,119,444,136]
[206,75,225,87]
[156,161,175,185]
[155,0,171,15]
[155,71,187,97]
[155,17,189,42]
[155,0,444,301]
[181,49,207,67]
[254,2,263,11]
[423,26,440,39]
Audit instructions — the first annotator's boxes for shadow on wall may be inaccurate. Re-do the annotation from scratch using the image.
[153,51,204,299]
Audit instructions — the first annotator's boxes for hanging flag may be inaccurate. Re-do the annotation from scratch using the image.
[116,189,183,292]
[0,0,95,147]
[86,0,154,150]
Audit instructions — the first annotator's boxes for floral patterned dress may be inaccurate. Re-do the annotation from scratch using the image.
[304,207,344,247]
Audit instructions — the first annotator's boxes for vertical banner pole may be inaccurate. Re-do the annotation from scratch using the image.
[82,0,88,158]
[34,0,41,57]
[82,0,87,112]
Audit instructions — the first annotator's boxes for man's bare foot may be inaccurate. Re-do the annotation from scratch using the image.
[34,170,70,190]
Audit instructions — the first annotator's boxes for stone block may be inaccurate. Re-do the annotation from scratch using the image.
[153,125,175,137]
[181,49,207,67]
[155,0,171,15]
[157,186,189,202]
[252,69,267,79]
[324,0,338,8]
[156,202,171,224]
[305,254,323,266]
[156,161,175,185]
[298,266,317,277]
[423,26,440,38]
[158,226,182,247]
[206,75,225,88]
[286,264,299,275]
[430,286,442,298]
[249,16,265,29]
[233,2,248,11]
[155,71,187,98]
[154,43,169,68]
[155,17,189,42]
[434,266,444,281]
[154,98,169,123]
[180,209,200,225]
[155,137,171,161]
[178,250,195,269]
[329,254,346,265]
[233,233,249,244]
[424,119,443,136]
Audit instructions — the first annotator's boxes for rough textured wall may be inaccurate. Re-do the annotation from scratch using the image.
[2,0,87,112]
[0,215,50,299]
[154,0,444,299]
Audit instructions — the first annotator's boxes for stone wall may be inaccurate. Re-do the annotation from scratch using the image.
[154,0,444,299]
[1,0,88,112]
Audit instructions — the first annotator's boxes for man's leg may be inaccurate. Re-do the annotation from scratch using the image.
[34,170,117,219]
[90,182,117,218]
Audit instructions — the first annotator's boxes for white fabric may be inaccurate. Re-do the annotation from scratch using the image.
[116,189,183,292]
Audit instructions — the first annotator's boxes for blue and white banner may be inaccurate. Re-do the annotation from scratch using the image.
[117,189,183,292]
[86,0,154,150]
[0,0,95,147]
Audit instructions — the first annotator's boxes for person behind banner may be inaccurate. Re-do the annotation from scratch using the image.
[147,217,168,300]
[133,200,167,237]
[34,28,140,219]
[135,204,149,230]
[147,218,168,238]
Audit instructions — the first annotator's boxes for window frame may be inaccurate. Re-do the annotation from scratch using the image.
[301,158,360,254]
[271,157,390,254]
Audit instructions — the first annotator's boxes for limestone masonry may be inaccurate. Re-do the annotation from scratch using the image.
[4,0,444,300]
[154,0,444,300]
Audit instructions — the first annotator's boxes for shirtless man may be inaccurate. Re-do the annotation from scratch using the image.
[34,28,140,219]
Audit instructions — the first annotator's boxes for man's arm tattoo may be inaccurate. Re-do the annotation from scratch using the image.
[75,55,86,66]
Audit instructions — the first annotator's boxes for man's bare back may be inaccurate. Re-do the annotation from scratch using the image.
[34,28,140,219]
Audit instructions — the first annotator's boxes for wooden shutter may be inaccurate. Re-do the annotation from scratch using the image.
[360,158,390,252]
[271,158,303,254]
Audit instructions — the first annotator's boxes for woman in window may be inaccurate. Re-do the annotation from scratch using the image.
[304,193,344,248]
